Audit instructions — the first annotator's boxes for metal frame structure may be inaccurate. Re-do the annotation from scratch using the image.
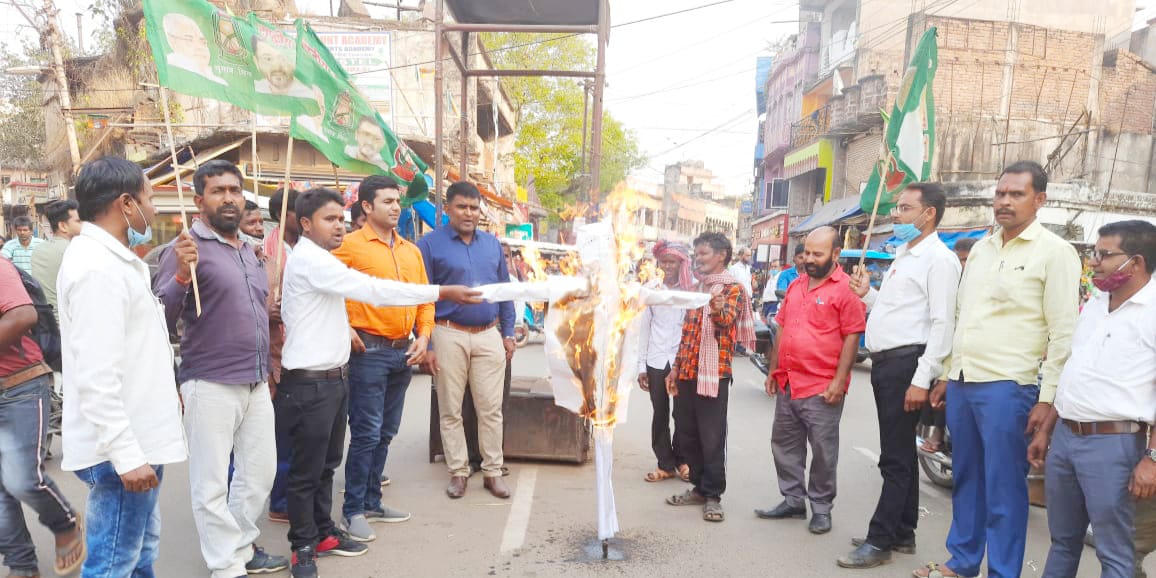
[433,0,610,223]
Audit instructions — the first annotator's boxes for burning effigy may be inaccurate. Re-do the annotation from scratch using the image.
[475,189,709,543]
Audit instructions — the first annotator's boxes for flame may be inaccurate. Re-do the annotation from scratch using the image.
[518,243,550,283]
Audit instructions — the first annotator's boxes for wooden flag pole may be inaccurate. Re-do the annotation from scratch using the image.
[158,87,203,316]
[251,114,260,199]
[272,136,294,302]
[857,164,887,272]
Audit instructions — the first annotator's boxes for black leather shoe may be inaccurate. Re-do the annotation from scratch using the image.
[836,542,892,568]
[851,536,916,555]
[754,501,806,519]
[809,513,832,534]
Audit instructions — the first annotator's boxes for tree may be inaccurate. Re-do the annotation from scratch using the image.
[482,33,646,215]
[0,42,47,169]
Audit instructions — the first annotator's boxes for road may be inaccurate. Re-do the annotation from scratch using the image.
[27,342,1128,577]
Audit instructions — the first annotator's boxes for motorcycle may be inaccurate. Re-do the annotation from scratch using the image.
[513,303,545,348]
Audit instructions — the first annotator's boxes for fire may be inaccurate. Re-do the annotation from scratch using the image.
[517,243,550,283]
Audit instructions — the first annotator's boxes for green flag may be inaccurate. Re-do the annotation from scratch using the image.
[292,21,429,205]
[860,27,938,215]
[144,0,260,111]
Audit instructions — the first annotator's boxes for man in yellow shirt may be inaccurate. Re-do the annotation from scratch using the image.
[917,161,1081,578]
[332,175,432,542]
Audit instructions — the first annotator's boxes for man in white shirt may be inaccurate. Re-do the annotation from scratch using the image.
[638,241,692,483]
[277,188,479,578]
[59,157,187,577]
[728,246,754,296]
[839,183,961,568]
[1028,220,1156,578]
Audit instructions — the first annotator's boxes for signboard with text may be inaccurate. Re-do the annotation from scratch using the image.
[315,31,393,124]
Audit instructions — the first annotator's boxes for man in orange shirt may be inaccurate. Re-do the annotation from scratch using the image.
[333,175,431,542]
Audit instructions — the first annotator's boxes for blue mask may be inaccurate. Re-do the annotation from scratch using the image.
[893,210,929,244]
[124,203,153,248]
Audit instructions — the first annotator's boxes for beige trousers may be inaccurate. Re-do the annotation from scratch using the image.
[432,324,506,477]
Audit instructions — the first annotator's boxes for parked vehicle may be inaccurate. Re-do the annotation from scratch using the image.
[514,303,545,348]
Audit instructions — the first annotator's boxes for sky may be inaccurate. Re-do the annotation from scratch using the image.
[4,0,1154,198]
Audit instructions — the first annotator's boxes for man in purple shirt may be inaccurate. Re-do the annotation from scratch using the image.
[154,160,287,577]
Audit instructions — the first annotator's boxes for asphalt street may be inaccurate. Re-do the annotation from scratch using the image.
[25,342,1129,577]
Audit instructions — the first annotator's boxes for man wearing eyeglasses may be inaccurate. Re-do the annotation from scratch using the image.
[914,161,1082,578]
[1027,219,1156,578]
[838,183,961,569]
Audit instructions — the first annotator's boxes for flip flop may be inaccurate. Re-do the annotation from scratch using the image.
[913,563,969,578]
[666,489,707,506]
[644,469,677,483]
[703,501,724,522]
[54,515,85,576]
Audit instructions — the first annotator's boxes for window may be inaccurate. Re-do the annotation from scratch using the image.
[765,179,789,209]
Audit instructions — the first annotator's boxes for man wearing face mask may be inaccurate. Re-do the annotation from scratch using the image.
[757,226,866,535]
[837,183,961,568]
[59,157,187,577]
[1025,220,1156,578]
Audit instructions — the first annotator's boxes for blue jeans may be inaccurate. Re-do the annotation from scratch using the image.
[1044,424,1144,578]
[343,347,411,518]
[945,380,1038,578]
[0,374,77,576]
[75,462,163,578]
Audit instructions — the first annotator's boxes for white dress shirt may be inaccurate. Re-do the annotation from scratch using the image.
[637,301,686,373]
[281,236,440,371]
[1054,279,1156,424]
[58,223,187,474]
[862,234,961,389]
[728,261,753,296]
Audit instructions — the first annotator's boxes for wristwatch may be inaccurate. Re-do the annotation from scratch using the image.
[1146,448,1156,463]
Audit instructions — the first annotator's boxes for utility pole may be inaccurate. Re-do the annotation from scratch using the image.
[43,0,82,179]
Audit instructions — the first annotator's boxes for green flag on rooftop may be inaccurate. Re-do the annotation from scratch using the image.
[860,27,938,216]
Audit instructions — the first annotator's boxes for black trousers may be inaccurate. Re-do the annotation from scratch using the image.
[865,352,923,549]
[647,364,681,472]
[274,372,349,550]
[673,378,730,500]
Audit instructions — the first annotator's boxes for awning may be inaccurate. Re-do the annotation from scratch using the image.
[783,139,834,201]
[791,194,863,234]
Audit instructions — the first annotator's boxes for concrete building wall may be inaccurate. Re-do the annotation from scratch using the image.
[843,131,882,196]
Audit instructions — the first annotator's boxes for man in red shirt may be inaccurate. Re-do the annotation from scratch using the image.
[756,226,866,535]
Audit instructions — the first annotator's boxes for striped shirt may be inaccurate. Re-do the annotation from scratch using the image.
[2,237,45,274]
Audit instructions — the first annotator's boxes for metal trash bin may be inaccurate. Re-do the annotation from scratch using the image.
[429,366,590,464]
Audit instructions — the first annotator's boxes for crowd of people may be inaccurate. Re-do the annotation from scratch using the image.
[635,160,1156,578]
[0,156,1154,578]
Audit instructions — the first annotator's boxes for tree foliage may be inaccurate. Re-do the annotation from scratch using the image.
[0,42,47,168]
[482,33,646,214]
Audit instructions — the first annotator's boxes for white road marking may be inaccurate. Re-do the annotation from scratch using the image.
[853,446,938,498]
[499,467,538,554]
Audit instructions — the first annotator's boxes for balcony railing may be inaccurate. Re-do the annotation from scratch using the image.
[790,105,830,149]
[828,75,890,133]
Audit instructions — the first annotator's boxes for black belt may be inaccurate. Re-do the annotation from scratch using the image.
[356,330,412,350]
[283,366,348,381]
[869,344,926,363]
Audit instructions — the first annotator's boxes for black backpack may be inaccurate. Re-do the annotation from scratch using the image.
[12,264,62,371]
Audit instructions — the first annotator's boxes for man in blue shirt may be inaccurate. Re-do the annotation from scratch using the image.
[775,244,805,300]
[418,182,516,501]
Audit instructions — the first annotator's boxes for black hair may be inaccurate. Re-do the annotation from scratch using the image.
[269,186,300,219]
[446,181,481,204]
[358,175,400,208]
[793,244,805,256]
[350,201,364,223]
[193,159,244,196]
[1098,219,1156,274]
[11,216,32,230]
[46,199,79,233]
[954,237,978,252]
[693,231,733,267]
[244,199,259,212]
[1001,160,1048,194]
[75,157,147,221]
[905,182,947,226]
[294,187,344,222]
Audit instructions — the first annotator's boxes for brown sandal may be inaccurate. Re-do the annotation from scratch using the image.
[644,469,676,483]
[54,516,85,575]
[666,489,707,506]
[677,464,690,482]
[913,563,968,578]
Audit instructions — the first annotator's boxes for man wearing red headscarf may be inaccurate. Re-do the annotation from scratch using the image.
[638,241,694,484]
